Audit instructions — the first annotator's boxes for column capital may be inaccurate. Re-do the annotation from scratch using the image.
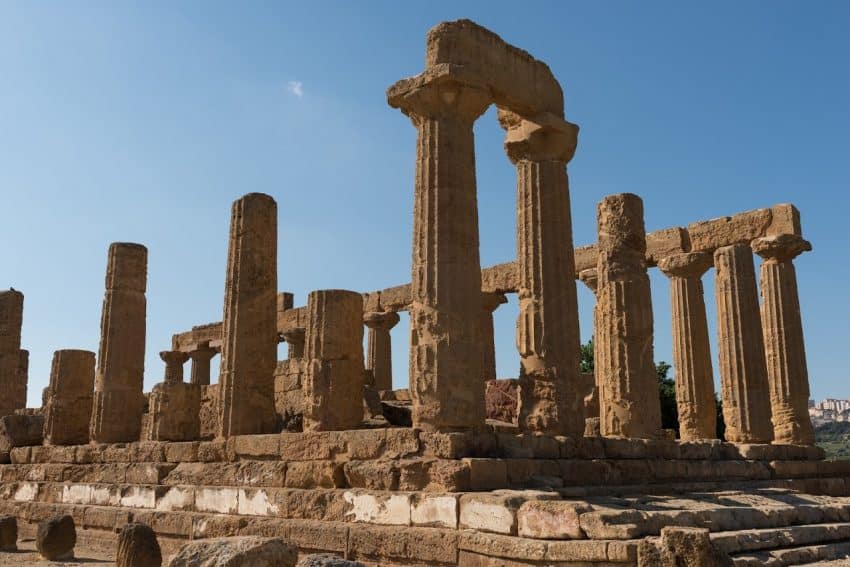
[363,311,401,331]
[160,350,189,366]
[499,109,578,164]
[189,345,217,362]
[658,252,713,279]
[481,292,508,313]
[389,74,491,125]
[578,268,599,294]
[751,234,811,263]
[281,327,306,344]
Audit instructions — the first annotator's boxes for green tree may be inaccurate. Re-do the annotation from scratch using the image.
[580,338,595,374]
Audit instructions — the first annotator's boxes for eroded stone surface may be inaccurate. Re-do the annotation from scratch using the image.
[168,536,296,567]
[36,514,75,561]
[43,350,95,446]
[0,290,26,417]
[116,522,161,567]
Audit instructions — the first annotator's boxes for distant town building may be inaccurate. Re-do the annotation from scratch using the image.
[809,398,850,427]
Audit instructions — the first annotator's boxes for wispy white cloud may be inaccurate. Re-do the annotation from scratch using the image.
[287,80,304,97]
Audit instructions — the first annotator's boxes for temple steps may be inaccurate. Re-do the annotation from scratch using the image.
[712,523,850,556]
[730,540,850,566]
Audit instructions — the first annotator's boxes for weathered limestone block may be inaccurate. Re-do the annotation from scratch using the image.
[296,554,365,567]
[90,243,148,443]
[480,293,507,383]
[595,194,661,439]
[283,327,306,360]
[637,526,732,567]
[147,381,201,441]
[485,379,518,424]
[43,349,95,446]
[0,290,27,417]
[0,414,44,452]
[658,252,717,441]
[0,515,17,551]
[389,75,490,432]
[303,290,365,431]
[714,244,773,443]
[36,514,76,561]
[160,350,189,382]
[218,193,279,437]
[363,311,400,391]
[189,342,217,386]
[752,234,815,445]
[116,522,162,567]
[501,109,584,436]
[169,536,297,567]
[199,385,219,440]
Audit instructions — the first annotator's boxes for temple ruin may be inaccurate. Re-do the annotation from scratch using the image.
[0,19,844,567]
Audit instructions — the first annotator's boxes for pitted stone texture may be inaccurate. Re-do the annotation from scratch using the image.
[658,253,716,441]
[148,381,201,441]
[218,193,279,437]
[36,514,76,560]
[752,235,815,446]
[0,290,26,417]
[637,526,732,567]
[0,515,16,551]
[391,78,490,432]
[303,290,365,431]
[714,244,773,444]
[296,554,365,567]
[91,243,148,443]
[0,413,44,453]
[117,522,162,567]
[363,311,399,392]
[502,111,583,436]
[168,536,297,567]
[44,349,95,446]
[595,194,661,439]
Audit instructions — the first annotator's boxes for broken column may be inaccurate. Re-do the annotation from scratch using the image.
[0,290,27,416]
[658,252,717,441]
[714,244,773,443]
[161,350,189,382]
[501,110,584,436]
[43,350,95,446]
[90,243,148,443]
[217,193,278,437]
[595,194,661,439]
[363,311,400,392]
[148,350,199,441]
[480,293,507,382]
[752,235,815,445]
[303,290,364,431]
[388,76,491,431]
[189,342,217,386]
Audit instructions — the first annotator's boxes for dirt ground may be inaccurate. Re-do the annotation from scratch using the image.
[0,536,115,566]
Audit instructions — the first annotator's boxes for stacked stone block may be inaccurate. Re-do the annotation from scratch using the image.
[43,350,95,446]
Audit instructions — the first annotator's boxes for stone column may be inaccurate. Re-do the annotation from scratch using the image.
[752,235,815,445]
[595,194,661,439]
[714,244,773,443]
[658,252,717,441]
[501,110,584,436]
[90,243,148,443]
[161,351,189,383]
[363,311,400,392]
[43,350,95,445]
[283,328,305,360]
[480,293,507,382]
[578,269,600,424]
[391,79,491,432]
[189,343,217,386]
[303,289,365,431]
[0,290,26,416]
[217,193,278,437]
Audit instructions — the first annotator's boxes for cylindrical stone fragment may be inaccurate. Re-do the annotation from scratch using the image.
[714,243,773,443]
[43,350,95,446]
[218,193,279,437]
[0,290,26,417]
[303,290,365,431]
[189,343,217,386]
[160,351,189,383]
[480,293,507,383]
[90,243,148,443]
[658,252,717,441]
[595,194,661,439]
[752,235,815,445]
[363,311,400,392]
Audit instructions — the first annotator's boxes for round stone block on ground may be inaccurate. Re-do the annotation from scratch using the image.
[168,536,296,567]
[117,522,161,567]
[0,515,16,551]
[296,554,366,567]
[36,514,76,561]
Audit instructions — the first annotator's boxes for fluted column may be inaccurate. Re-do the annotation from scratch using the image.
[481,293,507,382]
[714,244,773,443]
[364,311,400,391]
[596,194,661,439]
[658,252,717,441]
[752,235,815,445]
[500,110,583,435]
[390,79,491,432]
[0,290,26,416]
[189,343,217,386]
[44,350,95,445]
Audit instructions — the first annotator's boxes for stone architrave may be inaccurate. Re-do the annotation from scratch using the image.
[752,235,815,445]
[43,350,95,446]
[501,110,584,436]
[658,252,717,441]
[0,290,26,416]
[363,311,400,392]
[595,194,661,439]
[714,244,773,444]
[90,243,148,443]
[189,342,217,386]
[160,350,189,382]
[218,193,278,438]
[283,328,305,360]
[480,293,507,383]
[389,77,491,432]
[303,290,365,431]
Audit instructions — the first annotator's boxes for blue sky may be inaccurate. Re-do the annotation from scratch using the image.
[1,1,848,407]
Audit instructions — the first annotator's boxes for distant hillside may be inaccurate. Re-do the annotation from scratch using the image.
[815,422,850,460]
